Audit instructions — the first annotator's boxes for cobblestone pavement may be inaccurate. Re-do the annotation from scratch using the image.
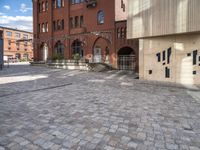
[0,63,200,150]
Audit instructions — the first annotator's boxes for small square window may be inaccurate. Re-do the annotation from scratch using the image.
[187,53,191,56]
[193,71,197,75]
[149,70,152,74]
[165,67,170,78]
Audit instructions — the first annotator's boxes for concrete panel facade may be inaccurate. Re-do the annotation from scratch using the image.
[139,34,200,85]
[127,0,200,39]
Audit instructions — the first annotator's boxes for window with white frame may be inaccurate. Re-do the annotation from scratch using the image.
[97,10,104,24]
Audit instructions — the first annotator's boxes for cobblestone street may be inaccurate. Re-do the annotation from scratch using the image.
[0,63,200,150]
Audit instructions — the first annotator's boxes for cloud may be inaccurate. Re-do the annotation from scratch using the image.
[3,5,11,10]
[0,14,33,32]
[19,3,32,13]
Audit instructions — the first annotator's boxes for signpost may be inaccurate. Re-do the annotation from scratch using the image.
[0,38,3,70]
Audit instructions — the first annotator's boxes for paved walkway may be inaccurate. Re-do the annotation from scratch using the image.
[0,63,200,150]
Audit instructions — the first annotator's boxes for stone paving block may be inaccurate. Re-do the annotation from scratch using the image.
[40,141,54,149]
[0,147,5,150]
[19,140,30,146]
[166,143,179,150]
[137,132,146,140]
[50,144,61,150]
[0,65,200,150]
[121,136,131,144]
[127,141,138,149]
[189,146,200,150]
[104,145,115,150]
[33,138,46,146]
[25,144,41,150]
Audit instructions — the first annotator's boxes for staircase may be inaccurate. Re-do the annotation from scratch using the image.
[87,63,113,72]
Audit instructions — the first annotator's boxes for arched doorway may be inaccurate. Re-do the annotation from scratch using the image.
[71,39,84,58]
[15,53,21,60]
[23,53,29,61]
[118,47,136,71]
[41,43,48,61]
[54,41,64,58]
[93,37,110,63]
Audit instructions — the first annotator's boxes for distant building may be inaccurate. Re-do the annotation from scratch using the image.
[127,0,200,85]
[0,26,33,62]
[33,0,139,71]
[0,30,3,69]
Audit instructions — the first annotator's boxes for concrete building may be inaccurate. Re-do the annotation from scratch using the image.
[33,0,139,71]
[127,0,200,85]
[0,26,33,62]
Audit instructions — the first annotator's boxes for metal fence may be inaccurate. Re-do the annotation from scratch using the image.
[118,55,136,71]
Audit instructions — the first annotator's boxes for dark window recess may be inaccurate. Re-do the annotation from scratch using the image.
[80,16,84,27]
[193,50,197,65]
[193,71,197,75]
[199,56,200,61]
[61,19,64,30]
[187,53,191,56]
[163,62,165,65]
[53,21,56,31]
[167,47,171,64]
[162,50,166,61]
[156,53,161,62]
[165,67,170,78]
[149,70,152,74]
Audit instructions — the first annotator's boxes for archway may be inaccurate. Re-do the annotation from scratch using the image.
[40,43,48,61]
[54,41,64,58]
[71,39,84,58]
[117,47,136,71]
[93,37,110,63]
[15,53,21,60]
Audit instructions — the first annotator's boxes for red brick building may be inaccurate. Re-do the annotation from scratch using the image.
[33,0,138,71]
[0,26,33,61]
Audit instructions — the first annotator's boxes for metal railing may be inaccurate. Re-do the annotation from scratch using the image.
[118,55,136,71]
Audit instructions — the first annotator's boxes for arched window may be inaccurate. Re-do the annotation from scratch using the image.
[97,10,104,24]
[72,40,84,58]
[54,41,64,56]
[46,1,48,11]
[117,28,121,39]
[121,27,125,38]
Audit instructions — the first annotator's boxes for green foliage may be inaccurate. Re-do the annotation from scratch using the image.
[73,53,80,61]
[20,58,28,62]
[52,53,64,61]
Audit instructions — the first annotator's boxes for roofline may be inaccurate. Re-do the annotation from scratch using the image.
[115,20,127,23]
[0,26,33,34]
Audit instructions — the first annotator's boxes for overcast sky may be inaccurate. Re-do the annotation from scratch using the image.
[0,0,33,32]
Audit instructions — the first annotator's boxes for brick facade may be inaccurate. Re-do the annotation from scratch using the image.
[33,0,138,71]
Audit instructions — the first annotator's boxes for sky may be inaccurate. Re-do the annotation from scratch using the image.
[0,0,33,32]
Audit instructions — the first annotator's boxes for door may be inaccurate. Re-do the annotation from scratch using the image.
[93,47,102,63]
[43,45,48,61]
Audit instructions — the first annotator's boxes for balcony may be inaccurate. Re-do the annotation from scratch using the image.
[86,0,97,8]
